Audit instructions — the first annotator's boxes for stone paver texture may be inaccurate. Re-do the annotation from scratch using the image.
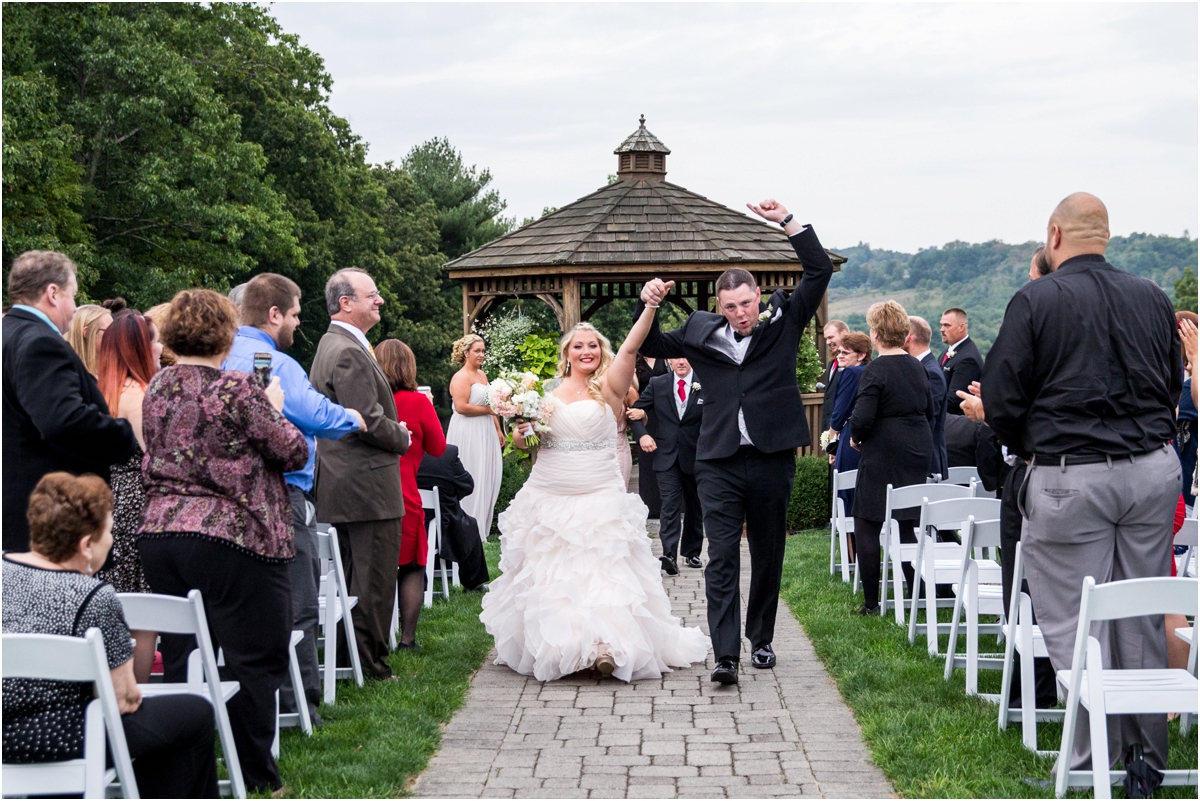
[415,476,894,799]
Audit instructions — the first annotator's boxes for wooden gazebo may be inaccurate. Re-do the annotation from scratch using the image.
[446,115,845,364]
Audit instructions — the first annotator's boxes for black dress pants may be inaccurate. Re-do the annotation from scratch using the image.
[694,447,795,661]
[139,536,291,793]
[120,694,220,798]
[656,463,704,562]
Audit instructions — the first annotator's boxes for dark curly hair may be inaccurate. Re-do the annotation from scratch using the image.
[26,472,113,563]
[162,289,240,358]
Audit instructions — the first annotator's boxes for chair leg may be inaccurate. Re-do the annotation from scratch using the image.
[389,586,399,652]
[1086,639,1111,799]
[287,634,312,736]
[341,594,364,688]
[323,594,337,706]
[1019,600,1037,750]
[907,537,925,644]
[944,572,965,682]
[965,563,979,695]
[998,621,1016,731]
[272,691,281,761]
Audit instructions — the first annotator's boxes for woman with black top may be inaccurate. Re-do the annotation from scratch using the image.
[848,300,934,615]
[2,472,218,798]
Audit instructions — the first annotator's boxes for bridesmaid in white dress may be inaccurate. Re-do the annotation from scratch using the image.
[447,335,505,541]
[481,282,709,682]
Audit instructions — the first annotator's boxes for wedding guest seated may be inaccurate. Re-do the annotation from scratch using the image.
[417,444,492,592]
[137,289,307,793]
[3,472,219,798]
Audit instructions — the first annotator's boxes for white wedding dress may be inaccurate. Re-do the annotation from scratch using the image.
[447,383,503,541]
[480,395,709,682]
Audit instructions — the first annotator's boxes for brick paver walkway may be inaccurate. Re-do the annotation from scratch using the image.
[414,510,894,798]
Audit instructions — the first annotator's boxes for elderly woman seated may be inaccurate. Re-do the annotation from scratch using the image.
[2,472,219,798]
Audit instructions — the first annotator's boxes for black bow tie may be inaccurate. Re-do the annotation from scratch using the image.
[733,331,748,343]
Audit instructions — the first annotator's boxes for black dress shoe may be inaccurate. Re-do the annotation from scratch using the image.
[751,644,776,669]
[710,657,738,684]
[659,555,678,576]
[684,555,703,569]
[857,604,881,616]
[397,641,422,652]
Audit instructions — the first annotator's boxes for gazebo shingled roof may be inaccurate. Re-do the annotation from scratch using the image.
[446,116,844,362]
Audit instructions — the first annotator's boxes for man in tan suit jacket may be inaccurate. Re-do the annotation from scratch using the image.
[310,268,410,679]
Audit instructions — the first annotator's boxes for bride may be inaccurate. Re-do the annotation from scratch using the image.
[480,290,709,682]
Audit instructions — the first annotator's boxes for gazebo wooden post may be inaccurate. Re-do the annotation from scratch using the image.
[562,276,581,331]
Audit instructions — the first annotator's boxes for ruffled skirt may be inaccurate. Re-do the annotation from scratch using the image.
[480,457,709,682]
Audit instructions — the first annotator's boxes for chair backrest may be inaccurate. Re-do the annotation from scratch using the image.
[919,497,1002,534]
[1079,575,1198,623]
[886,482,973,518]
[833,469,858,492]
[962,517,1002,552]
[1176,518,1198,548]
[945,466,981,486]
[420,486,443,549]
[118,591,202,635]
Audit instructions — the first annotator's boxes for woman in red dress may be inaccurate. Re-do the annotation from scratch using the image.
[376,339,446,650]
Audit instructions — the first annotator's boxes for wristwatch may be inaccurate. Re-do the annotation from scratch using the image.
[779,214,793,228]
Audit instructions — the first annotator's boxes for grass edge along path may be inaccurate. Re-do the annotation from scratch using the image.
[266,541,502,798]
[779,530,1197,799]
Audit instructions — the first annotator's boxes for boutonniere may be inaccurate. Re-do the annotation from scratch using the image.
[691,381,701,392]
[945,348,957,360]
[758,310,772,323]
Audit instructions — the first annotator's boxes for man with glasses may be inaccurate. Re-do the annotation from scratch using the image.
[310,268,411,679]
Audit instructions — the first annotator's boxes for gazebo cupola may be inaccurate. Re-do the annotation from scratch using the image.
[614,115,669,181]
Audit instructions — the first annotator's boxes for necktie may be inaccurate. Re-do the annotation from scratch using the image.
[941,350,949,366]
[678,379,686,403]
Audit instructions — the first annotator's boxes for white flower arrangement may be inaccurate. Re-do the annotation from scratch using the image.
[484,371,551,447]
[691,381,701,392]
[819,430,832,452]
[758,310,772,323]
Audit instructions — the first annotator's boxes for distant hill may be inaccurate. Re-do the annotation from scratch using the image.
[827,233,1198,355]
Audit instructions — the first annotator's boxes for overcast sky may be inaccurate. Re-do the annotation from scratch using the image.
[270,2,1197,252]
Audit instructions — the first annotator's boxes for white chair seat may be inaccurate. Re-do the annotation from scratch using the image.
[1002,621,1049,658]
[1059,668,1197,715]
[140,680,240,702]
[1177,626,1194,645]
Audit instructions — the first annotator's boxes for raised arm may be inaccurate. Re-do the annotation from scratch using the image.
[632,278,686,359]
[746,199,834,329]
[602,286,672,410]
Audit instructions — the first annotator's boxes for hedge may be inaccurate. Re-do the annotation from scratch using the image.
[787,454,830,531]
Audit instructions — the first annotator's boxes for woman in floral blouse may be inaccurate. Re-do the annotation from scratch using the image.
[137,289,307,794]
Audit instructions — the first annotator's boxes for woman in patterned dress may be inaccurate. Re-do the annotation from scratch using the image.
[94,312,162,681]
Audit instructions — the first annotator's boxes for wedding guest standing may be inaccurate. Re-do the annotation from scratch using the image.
[634,354,670,517]
[310,269,411,680]
[447,334,503,540]
[904,315,949,480]
[828,332,871,536]
[848,301,933,616]
[3,473,219,799]
[820,320,849,431]
[137,289,307,793]
[377,339,446,650]
[65,304,113,376]
[94,312,162,681]
[3,250,137,552]
[938,307,983,415]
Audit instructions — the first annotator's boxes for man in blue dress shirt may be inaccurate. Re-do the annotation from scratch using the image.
[225,273,364,725]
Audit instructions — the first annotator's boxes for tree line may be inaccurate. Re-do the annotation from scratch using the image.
[2,2,516,391]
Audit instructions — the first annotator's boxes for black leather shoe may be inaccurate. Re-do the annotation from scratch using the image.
[684,555,703,569]
[659,556,678,576]
[857,604,881,616]
[751,644,776,669]
[710,657,739,684]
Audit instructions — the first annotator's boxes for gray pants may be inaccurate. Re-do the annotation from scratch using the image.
[1020,445,1179,772]
[282,485,321,719]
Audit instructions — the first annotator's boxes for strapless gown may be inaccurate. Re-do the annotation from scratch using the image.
[480,397,709,682]
[447,382,503,541]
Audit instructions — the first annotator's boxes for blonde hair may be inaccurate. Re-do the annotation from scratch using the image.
[557,323,615,406]
[66,305,112,376]
[451,334,485,366]
[866,300,910,349]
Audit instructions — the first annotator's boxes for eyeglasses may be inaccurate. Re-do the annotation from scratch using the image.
[346,291,381,302]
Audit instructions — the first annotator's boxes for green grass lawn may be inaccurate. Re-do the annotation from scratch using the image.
[780,529,1198,798]
[266,541,501,798]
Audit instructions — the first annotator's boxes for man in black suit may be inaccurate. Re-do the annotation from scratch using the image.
[636,198,833,684]
[819,320,848,432]
[2,251,137,552]
[938,307,984,415]
[630,357,704,575]
[417,444,491,592]
[903,315,948,480]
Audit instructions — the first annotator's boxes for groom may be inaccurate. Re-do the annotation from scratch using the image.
[635,199,834,684]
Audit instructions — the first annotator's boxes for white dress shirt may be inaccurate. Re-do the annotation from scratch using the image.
[331,320,372,354]
[707,323,755,446]
[672,370,694,418]
[914,348,932,362]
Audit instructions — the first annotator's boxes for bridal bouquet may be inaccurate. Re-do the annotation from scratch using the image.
[484,371,551,448]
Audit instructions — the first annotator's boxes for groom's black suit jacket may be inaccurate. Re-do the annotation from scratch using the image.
[629,372,702,474]
[634,226,834,461]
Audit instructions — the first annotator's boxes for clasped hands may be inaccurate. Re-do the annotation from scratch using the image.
[640,278,676,307]
[956,381,985,424]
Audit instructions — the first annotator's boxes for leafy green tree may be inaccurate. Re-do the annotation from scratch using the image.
[1175,269,1197,313]
[796,323,823,392]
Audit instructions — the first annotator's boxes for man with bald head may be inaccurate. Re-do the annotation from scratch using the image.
[983,193,1183,784]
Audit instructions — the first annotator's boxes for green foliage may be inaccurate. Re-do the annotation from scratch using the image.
[1175,269,1197,313]
[517,332,559,379]
[786,455,830,531]
[492,450,532,536]
[830,234,1198,355]
[474,310,538,374]
[796,323,823,393]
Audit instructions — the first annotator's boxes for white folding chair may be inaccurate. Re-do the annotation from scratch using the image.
[1054,576,1198,798]
[945,466,980,486]
[275,630,313,739]
[829,469,857,582]
[907,496,1002,655]
[117,591,245,799]
[1176,624,1196,736]
[943,517,1007,695]
[1176,518,1197,578]
[314,525,364,704]
[422,487,452,608]
[860,482,974,625]
[997,541,1064,752]
[2,629,138,799]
